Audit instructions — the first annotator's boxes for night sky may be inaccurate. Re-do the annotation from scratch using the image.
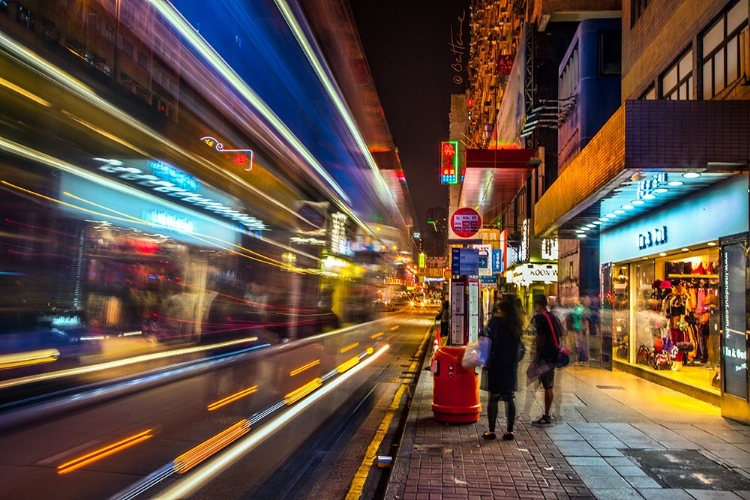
[349,0,470,232]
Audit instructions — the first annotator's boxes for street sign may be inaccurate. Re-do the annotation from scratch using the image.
[451,248,479,277]
[450,207,481,238]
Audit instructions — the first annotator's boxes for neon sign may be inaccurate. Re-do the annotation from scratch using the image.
[201,136,254,171]
[440,140,459,185]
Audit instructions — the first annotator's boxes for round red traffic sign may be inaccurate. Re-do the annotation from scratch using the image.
[450,207,482,238]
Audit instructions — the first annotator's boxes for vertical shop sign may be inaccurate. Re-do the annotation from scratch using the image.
[722,240,748,399]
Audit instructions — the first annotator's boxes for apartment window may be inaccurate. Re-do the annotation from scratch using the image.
[600,31,622,76]
[662,49,693,100]
[122,39,134,59]
[559,44,579,100]
[631,0,651,27]
[137,50,148,69]
[702,1,747,99]
[16,4,34,31]
[0,1,9,15]
[641,85,656,100]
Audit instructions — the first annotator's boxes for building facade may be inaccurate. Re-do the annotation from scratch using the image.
[535,0,750,421]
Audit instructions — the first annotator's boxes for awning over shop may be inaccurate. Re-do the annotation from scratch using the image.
[534,100,750,239]
[459,148,537,226]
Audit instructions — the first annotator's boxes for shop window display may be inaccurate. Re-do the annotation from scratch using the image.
[615,247,721,391]
[635,251,720,385]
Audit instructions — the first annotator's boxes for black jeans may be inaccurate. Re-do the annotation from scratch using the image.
[487,392,516,433]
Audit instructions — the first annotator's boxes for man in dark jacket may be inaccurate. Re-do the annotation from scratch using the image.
[529,294,563,426]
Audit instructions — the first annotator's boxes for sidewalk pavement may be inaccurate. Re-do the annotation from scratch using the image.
[385,336,750,500]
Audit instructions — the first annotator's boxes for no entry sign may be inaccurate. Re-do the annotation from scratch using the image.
[450,207,481,238]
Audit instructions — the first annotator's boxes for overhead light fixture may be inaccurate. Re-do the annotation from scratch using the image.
[614,209,626,214]
[681,248,689,251]
[599,217,609,222]
[707,241,717,246]
[642,194,656,200]
[586,223,596,228]
[659,252,667,256]
[683,172,701,179]
[593,220,602,225]
[605,213,617,218]
[622,204,635,210]
[653,188,669,194]
[667,181,683,186]
[575,229,585,233]
[631,200,645,205]
[577,234,587,238]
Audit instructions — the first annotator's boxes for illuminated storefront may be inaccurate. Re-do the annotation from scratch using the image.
[600,174,748,413]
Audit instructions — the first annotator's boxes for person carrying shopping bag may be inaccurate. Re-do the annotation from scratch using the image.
[482,296,523,441]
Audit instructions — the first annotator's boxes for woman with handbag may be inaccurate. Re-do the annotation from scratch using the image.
[482,296,523,441]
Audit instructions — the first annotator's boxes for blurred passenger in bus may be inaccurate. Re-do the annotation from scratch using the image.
[316,288,340,333]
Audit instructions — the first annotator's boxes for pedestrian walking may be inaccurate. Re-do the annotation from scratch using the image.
[482,296,523,441]
[570,296,589,364]
[528,294,564,426]
[435,298,450,340]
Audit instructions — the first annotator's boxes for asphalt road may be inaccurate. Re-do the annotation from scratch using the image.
[0,306,436,500]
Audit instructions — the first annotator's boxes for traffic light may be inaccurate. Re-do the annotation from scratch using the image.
[440,140,459,185]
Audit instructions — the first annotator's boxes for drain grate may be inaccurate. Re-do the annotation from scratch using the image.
[596,385,625,389]
[623,449,750,490]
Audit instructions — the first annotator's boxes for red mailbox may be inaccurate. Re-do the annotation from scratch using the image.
[430,346,481,424]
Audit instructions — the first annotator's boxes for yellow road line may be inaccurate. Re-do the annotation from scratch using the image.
[345,329,431,499]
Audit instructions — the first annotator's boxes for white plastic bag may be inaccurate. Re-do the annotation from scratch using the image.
[461,340,479,369]
[476,336,492,368]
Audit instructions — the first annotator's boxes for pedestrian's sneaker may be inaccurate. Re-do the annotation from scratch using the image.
[531,415,554,426]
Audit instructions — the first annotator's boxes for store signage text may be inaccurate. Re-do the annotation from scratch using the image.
[146,210,196,234]
[541,238,558,260]
[638,225,667,250]
[98,163,266,230]
[38,314,82,327]
[509,264,558,285]
[637,172,668,200]
[520,219,530,262]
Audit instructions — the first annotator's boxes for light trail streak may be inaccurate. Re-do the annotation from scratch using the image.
[207,386,259,412]
[0,31,314,228]
[145,344,390,500]
[0,349,60,370]
[0,75,51,106]
[173,420,250,474]
[289,359,321,377]
[338,342,360,354]
[147,0,352,206]
[274,0,397,213]
[57,429,154,475]
[0,336,260,391]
